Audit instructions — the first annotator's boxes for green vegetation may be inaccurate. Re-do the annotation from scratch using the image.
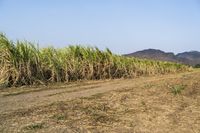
[0,33,190,87]
[170,85,185,95]
[23,122,44,130]
[52,114,66,121]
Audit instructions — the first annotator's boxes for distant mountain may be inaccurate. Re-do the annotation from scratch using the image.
[176,51,200,66]
[124,49,200,66]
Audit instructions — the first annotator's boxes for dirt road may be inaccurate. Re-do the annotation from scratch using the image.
[0,70,200,133]
[0,72,190,114]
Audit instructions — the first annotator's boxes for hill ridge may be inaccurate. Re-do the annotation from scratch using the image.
[125,49,200,66]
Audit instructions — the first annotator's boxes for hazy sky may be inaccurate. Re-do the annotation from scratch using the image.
[0,0,200,54]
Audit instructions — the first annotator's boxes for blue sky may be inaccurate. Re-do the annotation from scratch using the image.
[0,0,200,54]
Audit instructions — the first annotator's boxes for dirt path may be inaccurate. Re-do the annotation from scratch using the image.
[0,71,195,115]
[1,70,200,133]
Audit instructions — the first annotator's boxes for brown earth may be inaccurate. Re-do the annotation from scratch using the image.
[0,70,200,133]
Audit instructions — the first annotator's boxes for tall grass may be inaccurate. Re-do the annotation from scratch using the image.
[0,33,190,87]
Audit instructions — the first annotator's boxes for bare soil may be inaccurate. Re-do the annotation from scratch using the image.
[0,70,200,133]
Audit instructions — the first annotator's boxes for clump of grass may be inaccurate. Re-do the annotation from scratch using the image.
[143,83,154,89]
[52,114,66,121]
[91,111,112,123]
[141,101,146,106]
[0,33,191,87]
[82,103,117,124]
[23,122,44,130]
[170,85,185,95]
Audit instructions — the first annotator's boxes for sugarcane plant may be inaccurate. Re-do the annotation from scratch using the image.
[0,33,191,88]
